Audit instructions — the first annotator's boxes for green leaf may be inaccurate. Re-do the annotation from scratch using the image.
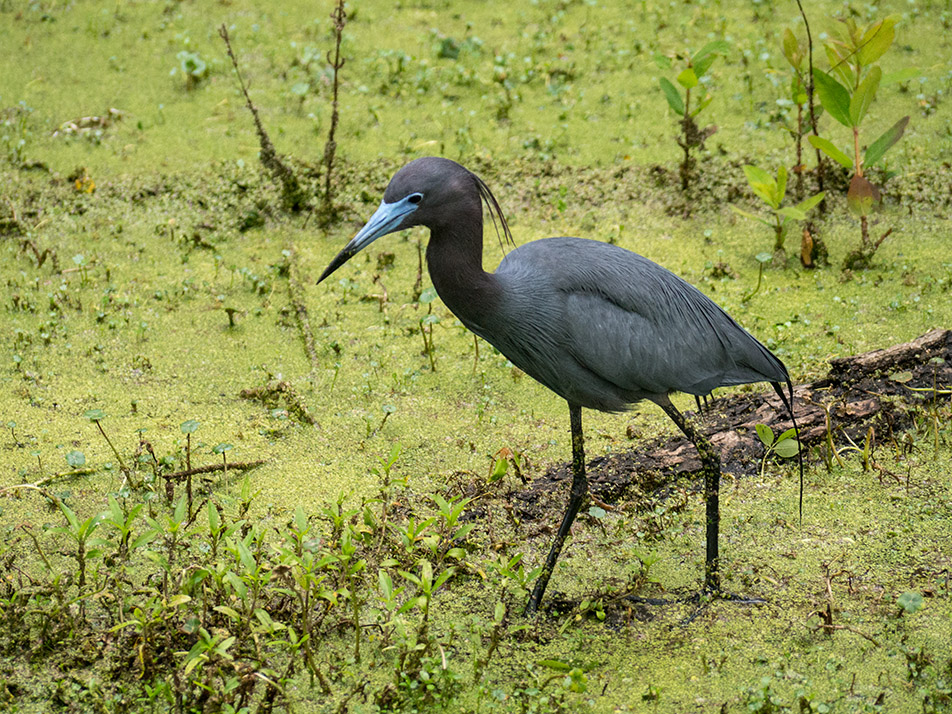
[691,93,713,117]
[172,494,188,525]
[897,590,924,614]
[399,569,421,586]
[781,28,801,68]
[777,206,807,221]
[223,571,247,600]
[729,206,774,227]
[168,593,192,608]
[857,15,899,67]
[881,67,919,86]
[58,500,80,531]
[66,450,86,468]
[130,529,158,550]
[790,74,808,105]
[755,423,775,447]
[236,539,257,574]
[742,165,780,209]
[653,53,672,70]
[691,40,729,77]
[494,601,506,623]
[864,115,909,167]
[180,419,200,434]
[755,252,774,264]
[794,192,826,215]
[741,165,772,187]
[490,457,509,482]
[378,570,394,598]
[208,502,221,532]
[658,77,684,115]
[776,165,788,205]
[849,66,881,126]
[676,67,698,90]
[433,566,456,592]
[774,438,800,458]
[453,522,475,541]
[813,69,853,127]
[538,659,572,672]
[808,135,853,170]
[84,408,106,422]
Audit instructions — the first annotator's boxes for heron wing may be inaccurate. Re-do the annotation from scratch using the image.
[494,237,787,410]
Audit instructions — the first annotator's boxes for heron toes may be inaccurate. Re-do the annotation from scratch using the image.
[693,392,715,416]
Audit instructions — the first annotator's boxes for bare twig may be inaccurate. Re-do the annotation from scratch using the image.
[320,0,347,225]
[239,380,317,425]
[286,244,320,378]
[165,459,268,481]
[219,24,307,212]
[795,0,826,206]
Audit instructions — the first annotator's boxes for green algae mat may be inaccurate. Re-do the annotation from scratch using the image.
[2,0,951,711]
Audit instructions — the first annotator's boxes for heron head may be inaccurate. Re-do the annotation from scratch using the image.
[316,158,490,284]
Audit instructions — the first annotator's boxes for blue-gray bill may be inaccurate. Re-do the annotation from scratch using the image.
[317,195,421,284]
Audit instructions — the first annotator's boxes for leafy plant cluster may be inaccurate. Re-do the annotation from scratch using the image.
[0,430,617,712]
[657,10,913,272]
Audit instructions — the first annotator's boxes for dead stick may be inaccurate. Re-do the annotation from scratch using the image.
[219,24,304,211]
[165,459,267,481]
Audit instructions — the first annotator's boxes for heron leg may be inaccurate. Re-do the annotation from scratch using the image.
[658,397,721,593]
[526,403,586,614]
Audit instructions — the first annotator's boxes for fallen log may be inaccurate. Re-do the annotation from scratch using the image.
[518,329,952,508]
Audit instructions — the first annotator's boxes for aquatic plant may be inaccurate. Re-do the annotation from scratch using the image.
[656,40,727,192]
[808,14,910,270]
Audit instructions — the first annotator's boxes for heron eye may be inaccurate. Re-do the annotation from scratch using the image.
[407,193,423,205]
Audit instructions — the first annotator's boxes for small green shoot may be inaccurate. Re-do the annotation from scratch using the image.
[742,252,773,303]
[84,409,131,482]
[212,442,233,478]
[755,424,800,478]
[419,286,439,371]
[657,40,728,191]
[897,590,924,615]
[66,449,87,469]
[732,164,824,264]
[180,419,200,516]
[176,50,208,90]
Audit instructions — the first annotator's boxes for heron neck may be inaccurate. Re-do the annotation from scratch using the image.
[425,222,500,325]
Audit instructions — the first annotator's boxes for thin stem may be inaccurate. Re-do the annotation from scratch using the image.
[853,127,863,177]
[321,0,347,223]
[795,0,826,203]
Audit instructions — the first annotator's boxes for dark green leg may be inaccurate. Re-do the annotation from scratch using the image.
[658,396,721,592]
[526,404,586,614]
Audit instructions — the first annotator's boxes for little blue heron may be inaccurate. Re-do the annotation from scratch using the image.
[318,157,798,614]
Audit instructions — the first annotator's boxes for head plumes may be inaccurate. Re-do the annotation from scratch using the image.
[473,172,514,253]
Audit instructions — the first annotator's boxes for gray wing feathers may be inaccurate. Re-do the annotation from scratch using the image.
[493,237,787,410]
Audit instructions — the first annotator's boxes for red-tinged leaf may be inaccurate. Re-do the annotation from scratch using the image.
[847,174,880,217]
